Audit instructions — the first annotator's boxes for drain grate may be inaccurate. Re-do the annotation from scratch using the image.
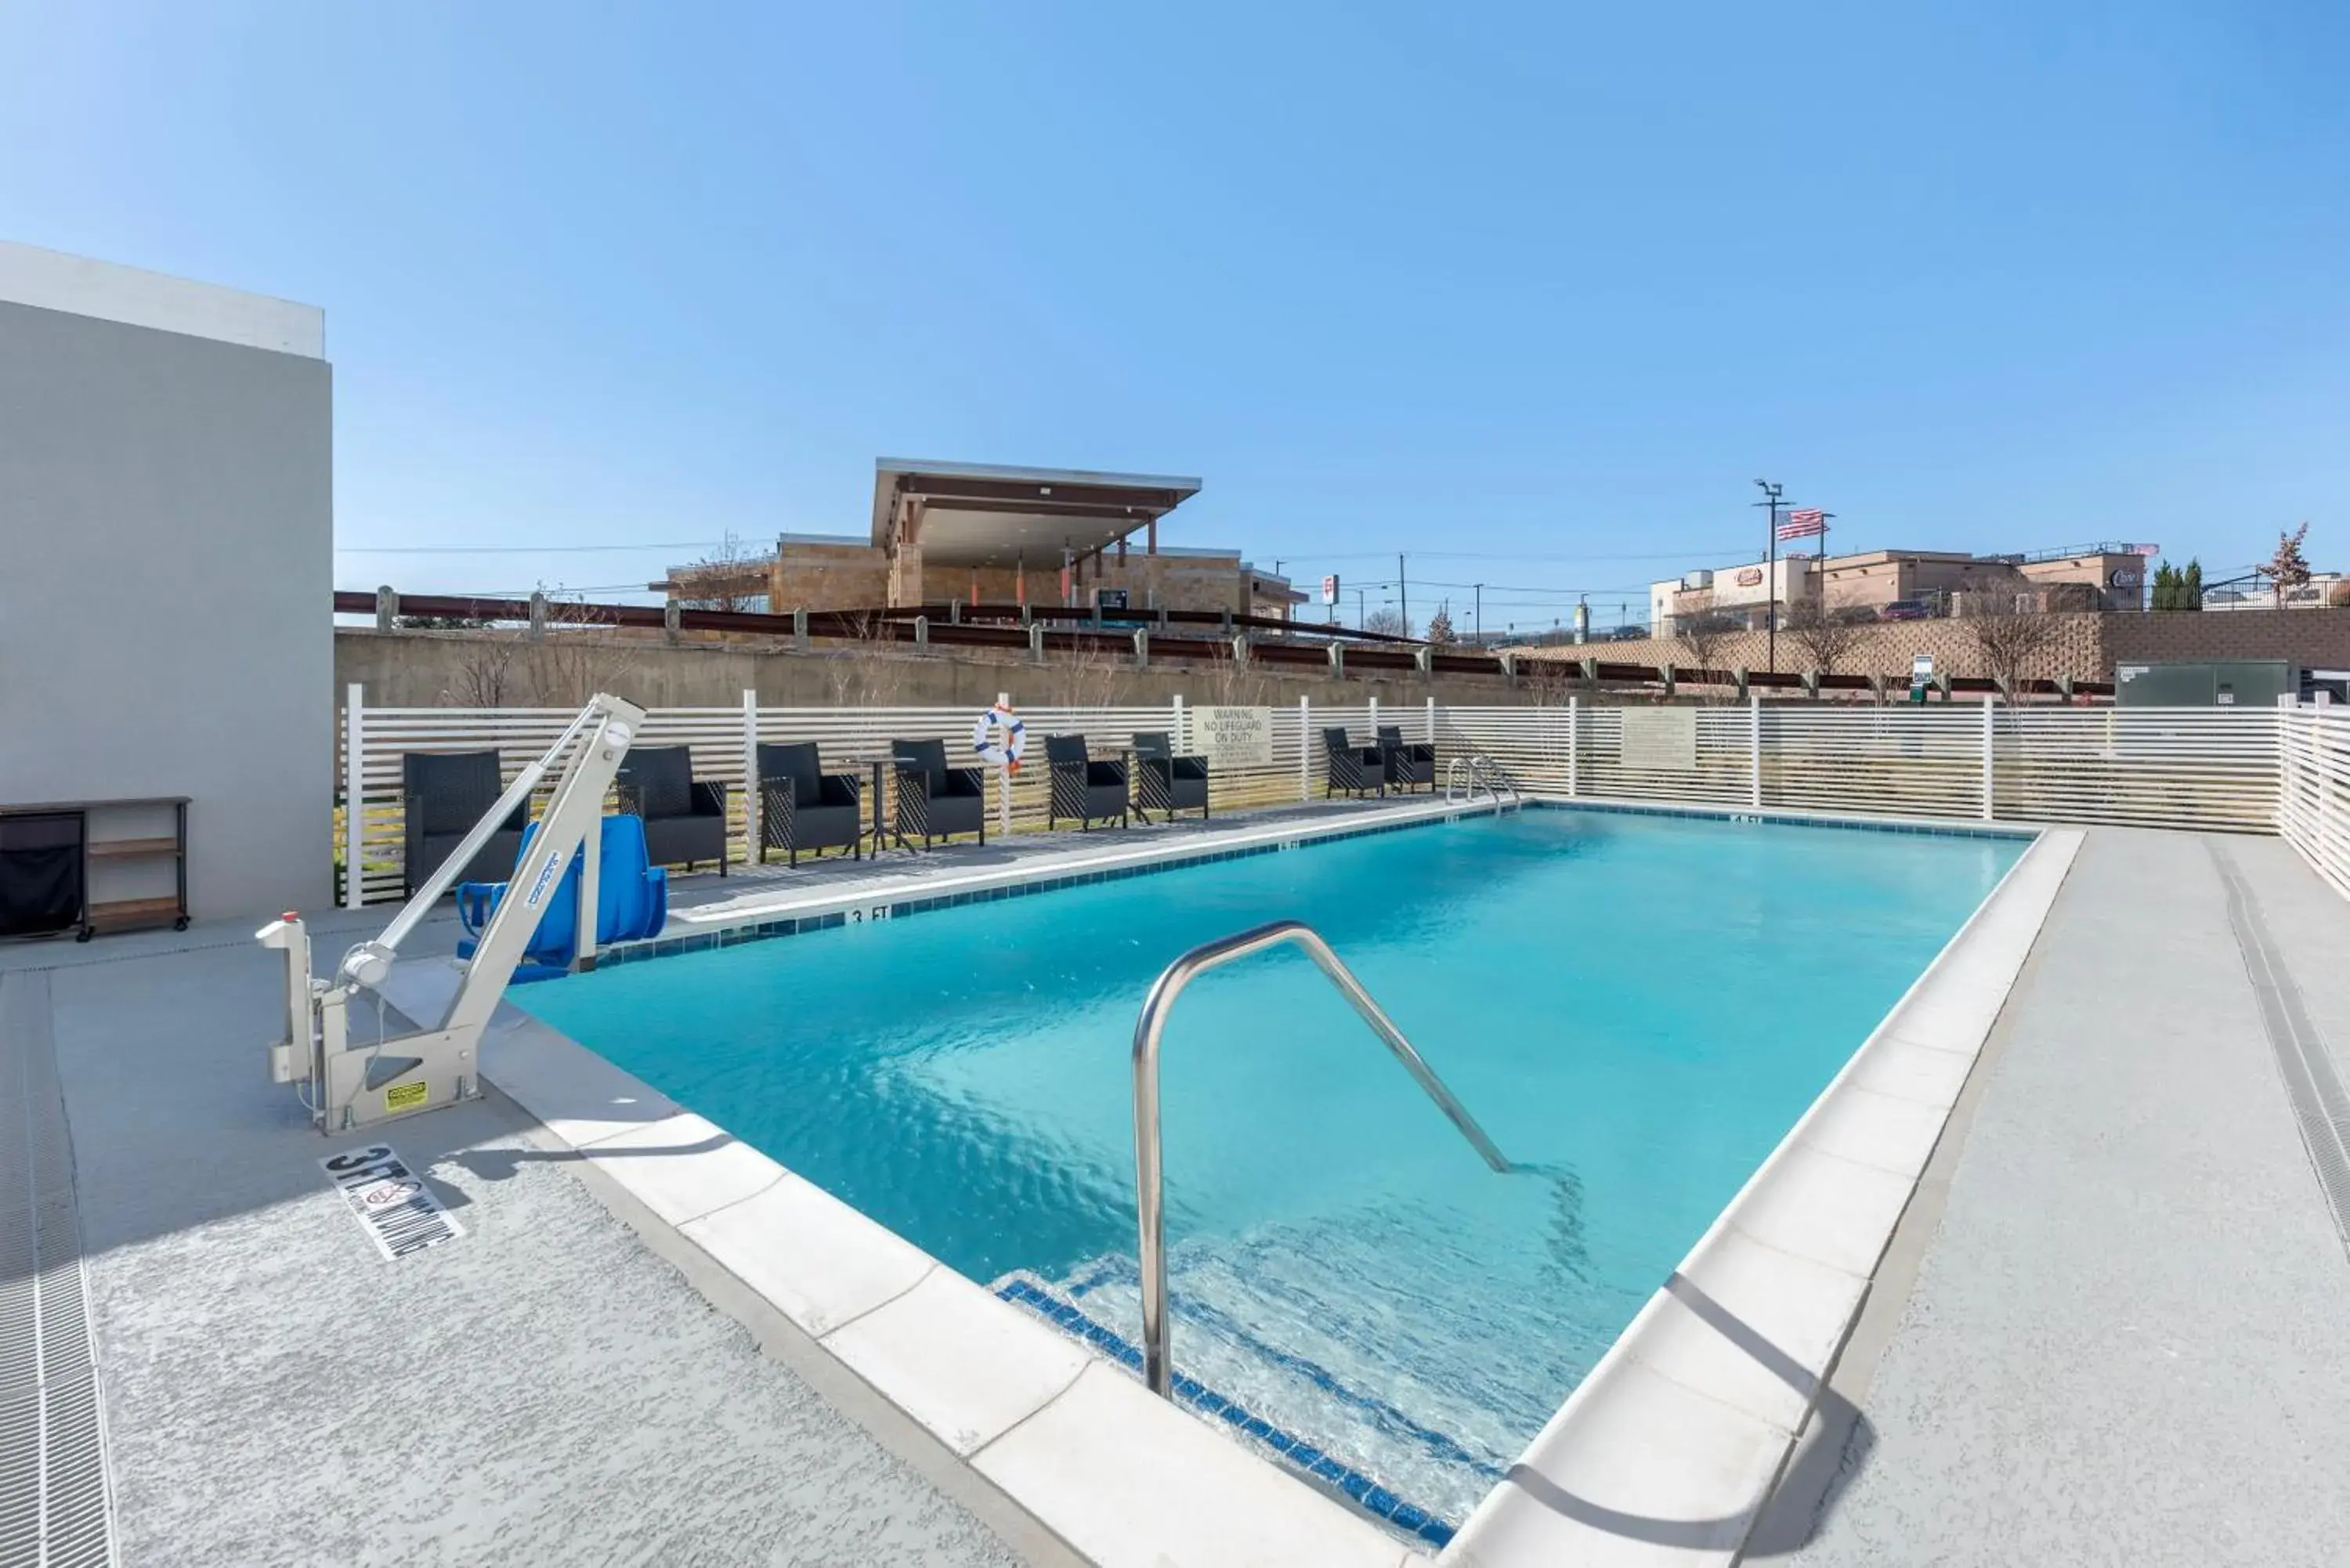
[0,972,118,1568]
[2210,845,2350,1257]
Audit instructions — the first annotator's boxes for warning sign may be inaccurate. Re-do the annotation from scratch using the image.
[320,1143,464,1261]
[384,1079,428,1113]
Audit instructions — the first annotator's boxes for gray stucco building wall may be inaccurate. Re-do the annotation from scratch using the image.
[0,245,331,918]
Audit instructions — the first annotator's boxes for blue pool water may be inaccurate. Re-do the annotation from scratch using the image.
[520,808,2020,1528]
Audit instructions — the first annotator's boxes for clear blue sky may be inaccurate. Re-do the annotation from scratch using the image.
[5,2,2345,630]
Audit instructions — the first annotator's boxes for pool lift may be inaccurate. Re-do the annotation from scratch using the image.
[258,692,643,1133]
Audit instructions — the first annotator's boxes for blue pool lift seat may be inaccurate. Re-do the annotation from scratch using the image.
[455,814,667,981]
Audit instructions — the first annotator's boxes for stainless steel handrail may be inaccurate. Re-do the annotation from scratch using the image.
[1129,919,1513,1396]
[1445,752,1520,805]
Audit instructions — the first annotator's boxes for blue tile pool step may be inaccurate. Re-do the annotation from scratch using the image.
[992,1274,1461,1549]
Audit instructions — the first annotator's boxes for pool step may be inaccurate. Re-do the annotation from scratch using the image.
[992,1271,1459,1550]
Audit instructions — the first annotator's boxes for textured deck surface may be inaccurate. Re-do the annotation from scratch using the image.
[1766,830,2350,1566]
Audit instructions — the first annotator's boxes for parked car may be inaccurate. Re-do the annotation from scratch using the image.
[1609,625,1650,641]
[1880,599,1931,621]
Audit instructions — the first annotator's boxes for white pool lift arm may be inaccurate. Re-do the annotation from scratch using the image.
[258,692,644,1132]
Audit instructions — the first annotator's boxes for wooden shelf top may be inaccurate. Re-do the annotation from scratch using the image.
[2,797,189,815]
[86,896,183,928]
[86,836,182,861]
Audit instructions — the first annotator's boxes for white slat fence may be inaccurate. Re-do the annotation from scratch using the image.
[334,692,2347,906]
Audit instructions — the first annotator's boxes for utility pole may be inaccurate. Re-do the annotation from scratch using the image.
[1753,479,1784,673]
[1356,587,1367,630]
[1397,553,1408,638]
[1474,583,1483,641]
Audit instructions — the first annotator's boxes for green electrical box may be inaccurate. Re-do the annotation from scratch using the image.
[2113,659,2298,708]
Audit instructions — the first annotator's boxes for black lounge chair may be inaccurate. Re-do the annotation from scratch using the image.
[1378,724,1437,793]
[402,750,528,898]
[893,738,986,848]
[1046,735,1130,831]
[1323,728,1386,799]
[757,742,862,866]
[616,746,731,876]
[1132,731,1209,823]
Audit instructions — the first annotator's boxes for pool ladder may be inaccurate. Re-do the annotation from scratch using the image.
[1128,919,1516,1398]
[1444,752,1521,808]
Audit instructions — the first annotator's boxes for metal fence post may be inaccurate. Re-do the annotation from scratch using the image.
[1567,694,1579,798]
[343,682,365,909]
[1749,692,1762,809]
[2276,692,2300,836]
[1368,695,1379,742]
[1426,695,1437,746]
[1172,693,1185,753]
[2318,693,2335,855]
[1299,695,1312,801]
[1982,695,1997,821]
[742,688,761,865]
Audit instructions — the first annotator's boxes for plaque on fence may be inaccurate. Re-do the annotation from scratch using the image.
[1186,706,1274,767]
[1621,707,1697,772]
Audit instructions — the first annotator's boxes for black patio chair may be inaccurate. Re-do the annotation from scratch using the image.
[1323,728,1386,799]
[1132,731,1209,823]
[892,738,986,848]
[1045,735,1130,831]
[401,750,529,898]
[616,746,731,876]
[1378,724,1437,793]
[757,742,862,866]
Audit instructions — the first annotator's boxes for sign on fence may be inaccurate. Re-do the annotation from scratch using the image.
[1188,706,1275,767]
[1620,707,1697,772]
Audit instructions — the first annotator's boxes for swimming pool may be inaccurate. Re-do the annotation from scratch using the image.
[520,807,2021,1534]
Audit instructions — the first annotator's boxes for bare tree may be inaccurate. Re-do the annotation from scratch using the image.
[439,631,521,706]
[824,609,911,709]
[1426,602,1455,645]
[522,598,643,706]
[1784,598,1875,675]
[1527,653,1581,706]
[1962,598,2057,699]
[673,532,769,612]
[1043,635,1128,710]
[1363,607,1408,638]
[1672,612,1740,677]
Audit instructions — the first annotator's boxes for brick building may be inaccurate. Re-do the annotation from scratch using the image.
[1653,544,2150,634]
[663,457,1305,620]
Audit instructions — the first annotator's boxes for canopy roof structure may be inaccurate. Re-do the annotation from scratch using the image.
[870,457,1202,569]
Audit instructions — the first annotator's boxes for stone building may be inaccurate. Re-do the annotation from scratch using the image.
[662,457,1306,620]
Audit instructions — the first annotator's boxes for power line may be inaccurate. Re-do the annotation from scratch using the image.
[1268,544,1745,563]
[337,540,730,555]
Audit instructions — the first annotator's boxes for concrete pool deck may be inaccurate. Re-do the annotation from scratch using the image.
[1762,829,2350,1568]
[5,810,2348,1565]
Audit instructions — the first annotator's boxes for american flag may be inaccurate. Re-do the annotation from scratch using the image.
[1776,508,1826,542]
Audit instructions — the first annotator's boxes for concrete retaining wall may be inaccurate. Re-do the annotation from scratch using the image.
[334,628,1549,711]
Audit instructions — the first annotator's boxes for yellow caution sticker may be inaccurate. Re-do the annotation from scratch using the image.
[385,1080,428,1113]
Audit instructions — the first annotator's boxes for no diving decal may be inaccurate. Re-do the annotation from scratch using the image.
[320,1143,465,1261]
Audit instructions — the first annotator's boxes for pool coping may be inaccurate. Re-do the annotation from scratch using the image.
[380,800,2076,1568]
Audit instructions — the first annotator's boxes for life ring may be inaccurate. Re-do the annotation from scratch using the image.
[971,702,1027,773]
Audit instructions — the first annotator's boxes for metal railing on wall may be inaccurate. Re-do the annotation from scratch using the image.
[334,588,2122,699]
[334,689,2311,906]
